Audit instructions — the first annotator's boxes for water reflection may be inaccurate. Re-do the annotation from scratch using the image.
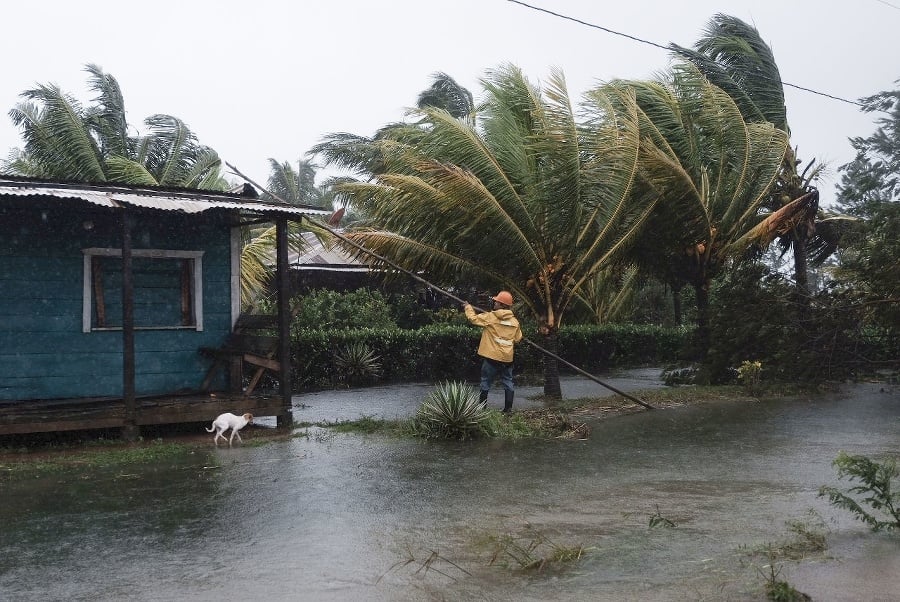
[1,383,898,601]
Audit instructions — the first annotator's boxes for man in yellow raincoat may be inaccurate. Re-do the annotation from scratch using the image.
[463,291,523,413]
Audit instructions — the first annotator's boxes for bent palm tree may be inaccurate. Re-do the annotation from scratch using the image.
[5,63,227,190]
[671,14,843,299]
[263,158,325,206]
[238,158,336,306]
[416,71,476,126]
[320,64,655,397]
[597,63,789,355]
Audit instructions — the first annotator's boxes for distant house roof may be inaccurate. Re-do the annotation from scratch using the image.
[289,231,369,272]
[0,177,331,219]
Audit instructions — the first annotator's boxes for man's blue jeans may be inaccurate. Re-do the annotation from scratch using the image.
[480,358,514,393]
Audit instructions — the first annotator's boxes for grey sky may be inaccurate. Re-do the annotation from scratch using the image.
[2,0,896,206]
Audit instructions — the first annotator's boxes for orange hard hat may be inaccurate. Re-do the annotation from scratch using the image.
[492,291,513,306]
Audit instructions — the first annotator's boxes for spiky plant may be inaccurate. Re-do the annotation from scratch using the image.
[412,381,491,440]
[333,342,383,387]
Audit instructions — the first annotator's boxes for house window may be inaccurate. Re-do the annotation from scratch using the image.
[82,248,204,332]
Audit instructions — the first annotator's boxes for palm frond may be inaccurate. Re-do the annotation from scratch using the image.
[83,63,132,158]
[807,213,861,264]
[416,71,475,124]
[12,85,106,182]
[736,190,819,249]
[680,13,788,131]
[141,114,192,185]
[239,222,322,307]
[105,155,159,185]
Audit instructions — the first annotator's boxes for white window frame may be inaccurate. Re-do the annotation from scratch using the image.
[82,248,204,333]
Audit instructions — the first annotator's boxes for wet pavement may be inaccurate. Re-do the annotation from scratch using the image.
[287,367,668,424]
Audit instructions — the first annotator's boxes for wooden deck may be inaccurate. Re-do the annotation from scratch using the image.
[0,390,289,436]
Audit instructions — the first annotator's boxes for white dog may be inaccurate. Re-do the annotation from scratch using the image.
[206,412,253,446]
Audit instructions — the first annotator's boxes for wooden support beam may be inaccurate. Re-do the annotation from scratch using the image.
[121,210,139,441]
[275,216,293,428]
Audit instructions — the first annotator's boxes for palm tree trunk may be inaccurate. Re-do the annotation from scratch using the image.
[793,231,810,305]
[672,282,683,325]
[694,281,710,359]
[541,330,562,399]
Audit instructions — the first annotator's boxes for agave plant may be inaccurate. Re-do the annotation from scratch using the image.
[412,381,491,440]
[332,342,383,387]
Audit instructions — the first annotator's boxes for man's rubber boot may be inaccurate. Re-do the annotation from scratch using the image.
[502,390,514,413]
[479,389,489,407]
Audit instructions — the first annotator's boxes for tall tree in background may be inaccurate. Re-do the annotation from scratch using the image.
[312,72,476,222]
[671,14,830,301]
[833,84,900,333]
[416,71,476,126]
[263,158,326,206]
[4,64,226,189]
[239,158,337,306]
[599,63,788,356]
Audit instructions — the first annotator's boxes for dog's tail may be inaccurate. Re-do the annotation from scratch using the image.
[205,423,215,432]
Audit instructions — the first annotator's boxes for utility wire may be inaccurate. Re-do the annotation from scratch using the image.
[506,0,874,111]
[873,0,900,11]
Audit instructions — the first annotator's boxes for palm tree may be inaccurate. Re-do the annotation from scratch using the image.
[310,73,475,221]
[4,63,227,189]
[238,158,337,307]
[596,63,789,356]
[416,71,476,126]
[263,158,325,206]
[319,64,656,397]
[670,14,839,300]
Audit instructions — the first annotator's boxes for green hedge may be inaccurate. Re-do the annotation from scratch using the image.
[291,323,689,390]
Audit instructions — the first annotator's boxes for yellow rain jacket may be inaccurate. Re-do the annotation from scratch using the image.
[464,304,523,363]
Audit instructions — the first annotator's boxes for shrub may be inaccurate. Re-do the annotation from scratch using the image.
[818,451,900,532]
[410,381,491,440]
[332,342,383,387]
[290,322,690,390]
[292,289,397,330]
[737,360,763,394]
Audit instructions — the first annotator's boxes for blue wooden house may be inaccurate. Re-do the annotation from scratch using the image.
[0,176,328,437]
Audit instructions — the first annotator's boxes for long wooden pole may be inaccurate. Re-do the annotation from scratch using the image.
[226,162,655,410]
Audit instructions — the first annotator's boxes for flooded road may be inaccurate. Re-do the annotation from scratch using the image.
[1,375,898,601]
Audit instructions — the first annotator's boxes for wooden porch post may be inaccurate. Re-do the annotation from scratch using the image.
[275,216,293,428]
[121,210,138,441]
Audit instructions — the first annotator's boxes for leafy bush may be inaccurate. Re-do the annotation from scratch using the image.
[291,324,478,389]
[737,360,763,394]
[410,381,491,440]
[292,289,397,330]
[291,322,689,390]
[705,262,898,384]
[819,451,900,532]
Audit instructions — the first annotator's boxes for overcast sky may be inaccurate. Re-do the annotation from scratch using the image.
[2,0,897,207]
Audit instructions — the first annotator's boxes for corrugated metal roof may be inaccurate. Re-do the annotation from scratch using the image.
[286,231,370,271]
[0,179,330,217]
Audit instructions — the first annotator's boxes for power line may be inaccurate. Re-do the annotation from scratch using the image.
[873,0,900,11]
[505,0,872,111]
[506,0,671,52]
